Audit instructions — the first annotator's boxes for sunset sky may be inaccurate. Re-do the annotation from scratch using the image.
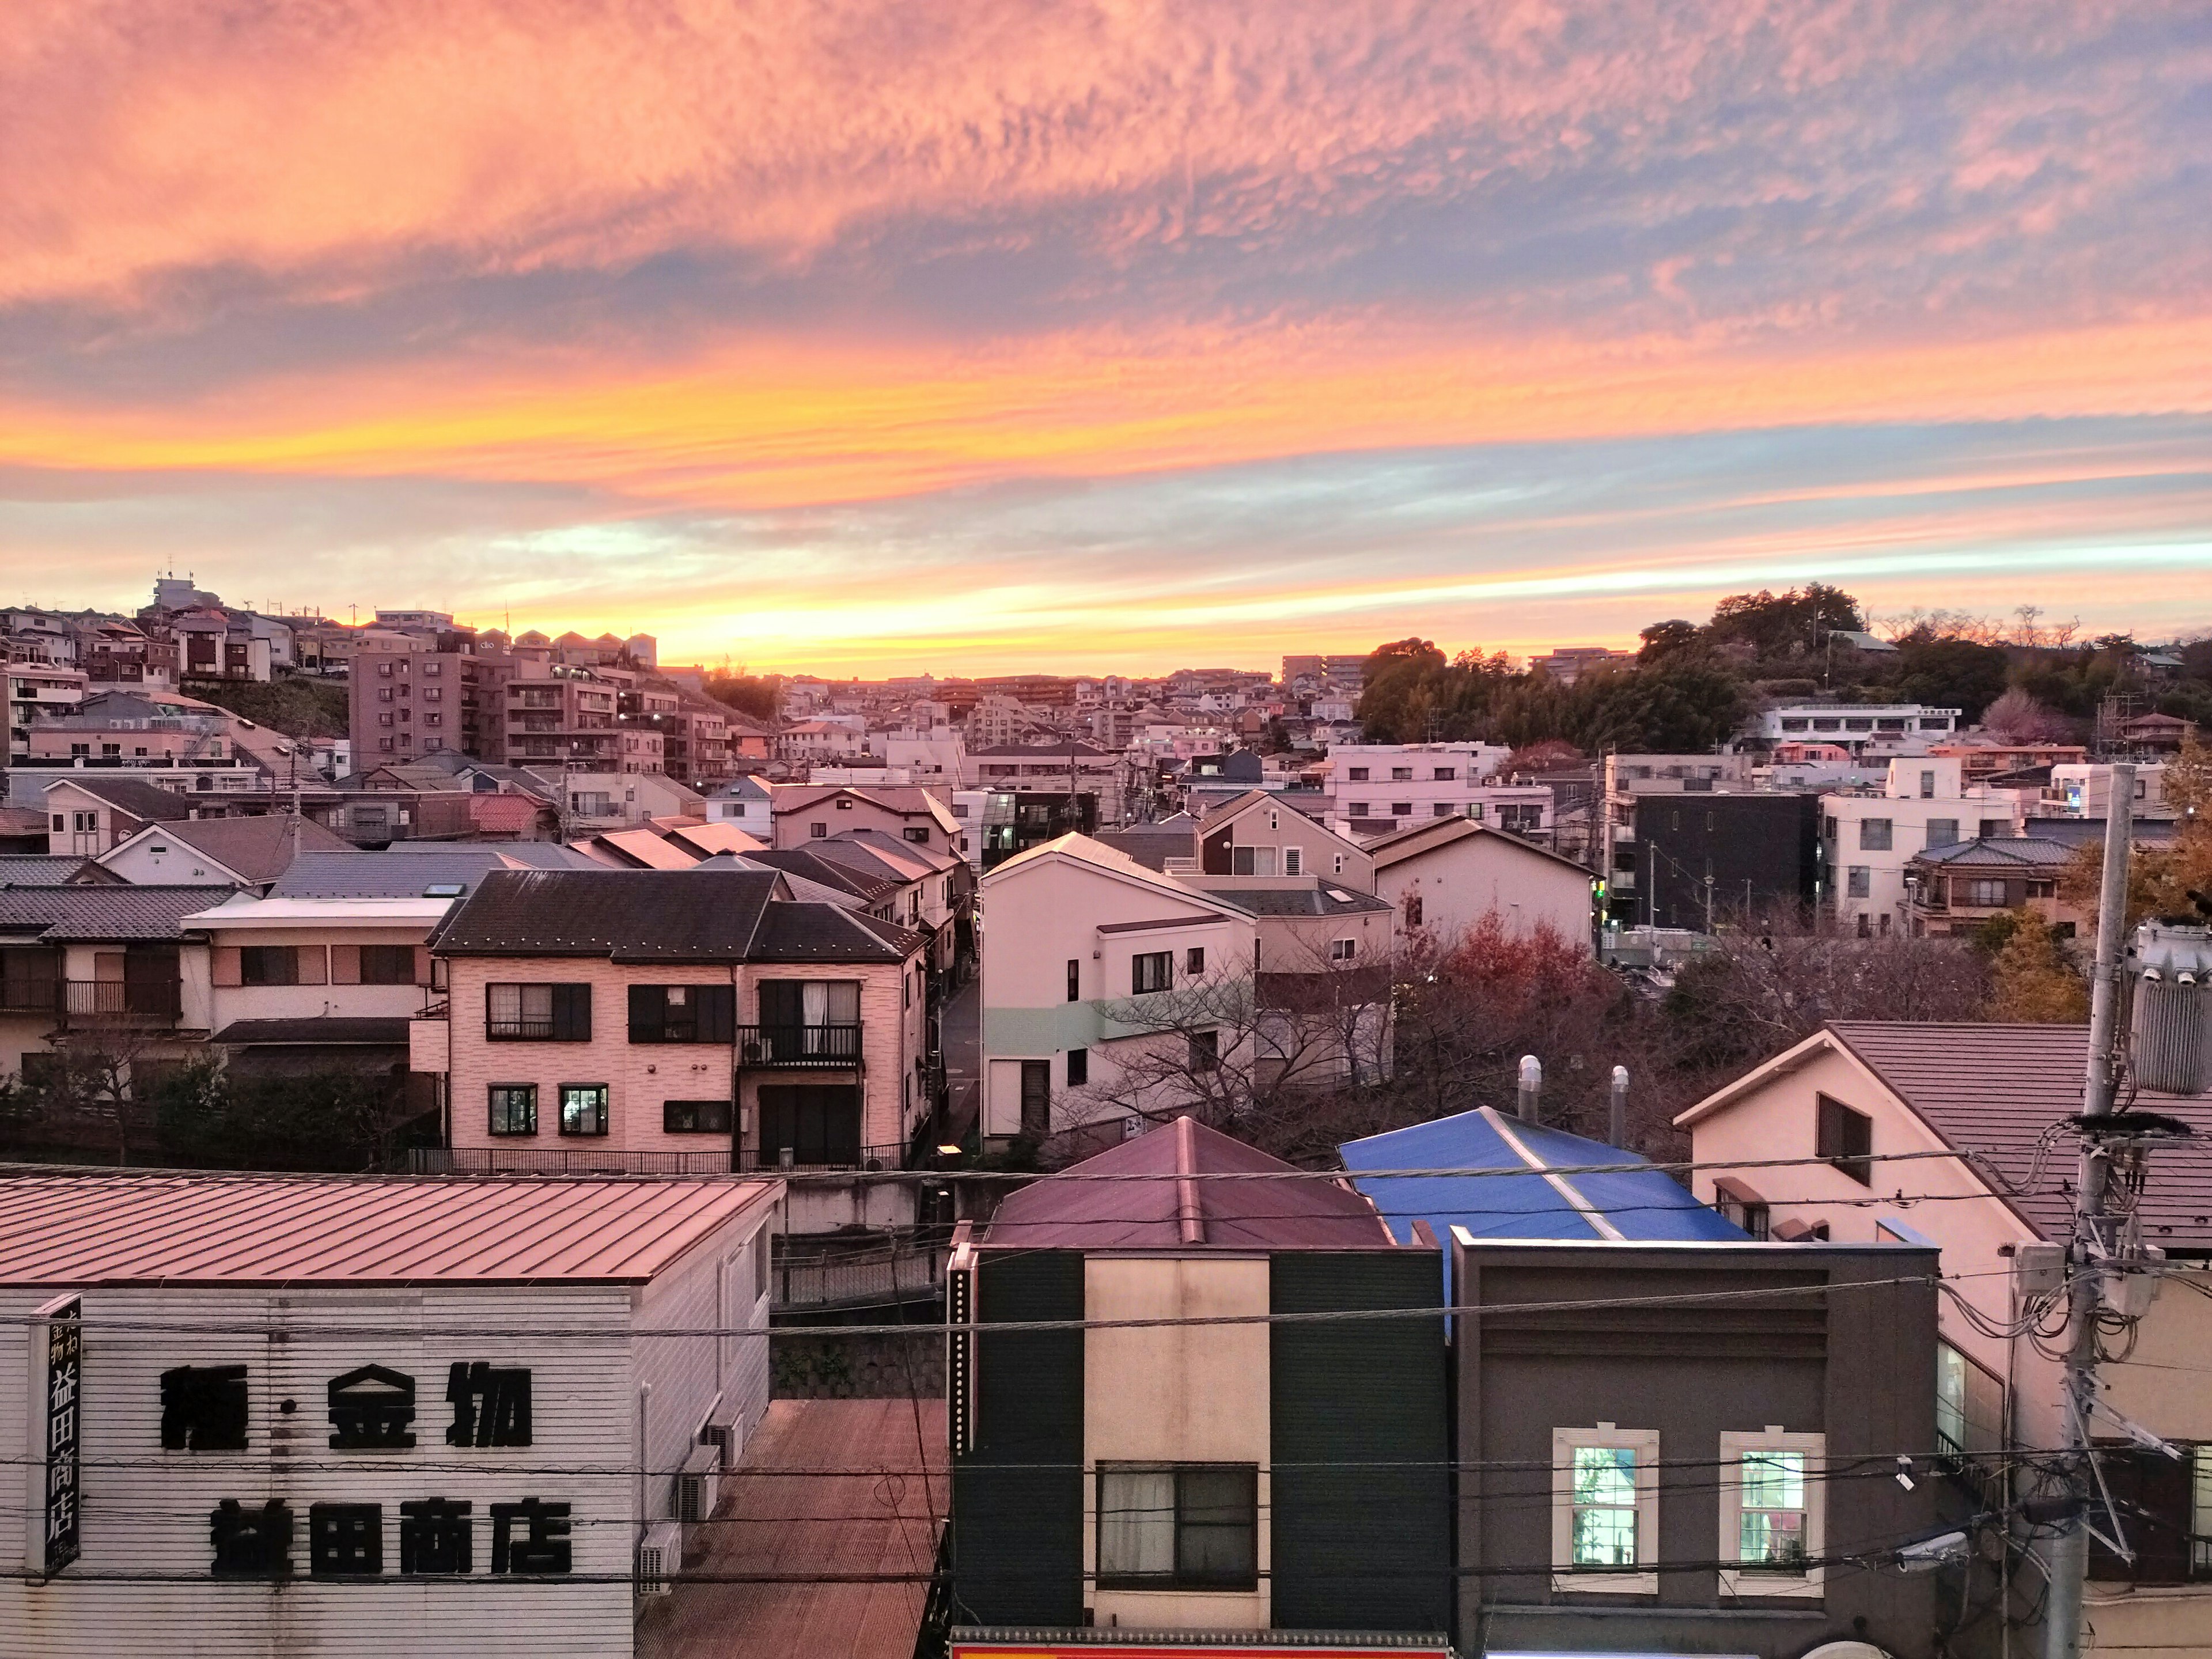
[4,1,2208,673]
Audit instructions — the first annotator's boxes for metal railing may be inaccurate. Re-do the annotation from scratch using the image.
[772,1236,949,1310]
[59,980,183,1024]
[736,1023,862,1067]
[407,1142,912,1177]
[736,1142,907,1173]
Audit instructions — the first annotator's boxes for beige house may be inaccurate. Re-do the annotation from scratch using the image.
[1675,1022,2212,1654]
[768,783,962,858]
[418,868,929,1175]
[1192,790,1374,885]
[1365,815,1595,948]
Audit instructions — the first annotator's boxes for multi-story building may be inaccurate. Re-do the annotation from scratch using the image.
[1615,791,1821,929]
[1753,702,1960,757]
[969,739,1132,828]
[618,684,729,787]
[1820,757,2018,935]
[168,608,280,683]
[1529,643,1635,683]
[1325,743,1514,828]
[2046,761,2168,817]
[5,659,87,764]
[349,636,516,766]
[768,785,961,858]
[416,868,930,1173]
[499,666,623,768]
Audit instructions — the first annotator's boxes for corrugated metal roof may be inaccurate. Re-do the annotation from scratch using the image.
[0,882,237,942]
[1827,1022,2212,1245]
[1341,1107,1745,1294]
[0,1172,775,1286]
[983,1116,1403,1251]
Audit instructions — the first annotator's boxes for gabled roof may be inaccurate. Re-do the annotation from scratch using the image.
[982,832,1247,919]
[770,785,960,837]
[1676,1021,2212,1245]
[743,848,901,903]
[1365,814,1594,878]
[41,774,196,821]
[590,828,702,870]
[982,1116,1402,1251]
[661,821,765,859]
[0,884,238,944]
[429,869,922,964]
[967,740,1117,758]
[1090,825,1195,872]
[0,1174,775,1288]
[102,813,354,884]
[274,847,517,899]
[830,827,961,876]
[1202,882,1393,918]
[0,855,112,888]
[812,835,936,886]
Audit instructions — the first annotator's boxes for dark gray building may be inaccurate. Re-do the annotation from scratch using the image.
[1454,1236,1941,1658]
[1621,791,1820,928]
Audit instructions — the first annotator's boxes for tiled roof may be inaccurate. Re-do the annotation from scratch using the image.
[0,1173,774,1287]
[1204,882,1393,918]
[40,774,196,821]
[743,849,900,902]
[982,1115,1402,1251]
[115,813,354,882]
[1910,837,2078,869]
[0,884,238,943]
[0,855,105,888]
[1090,827,1194,872]
[274,847,515,899]
[429,869,920,963]
[1825,1022,2212,1245]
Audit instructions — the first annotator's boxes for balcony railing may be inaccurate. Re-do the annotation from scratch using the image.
[736,1024,862,1067]
[407,1142,911,1177]
[61,979,183,1025]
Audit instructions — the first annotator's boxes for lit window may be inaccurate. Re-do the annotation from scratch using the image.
[1719,1429,1824,1599]
[1096,1464,1256,1590]
[559,1084,609,1137]
[487,1085,537,1137]
[1552,1425,1658,1594]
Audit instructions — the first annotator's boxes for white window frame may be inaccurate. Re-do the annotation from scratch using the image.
[1717,1427,1825,1600]
[1551,1424,1659,1595]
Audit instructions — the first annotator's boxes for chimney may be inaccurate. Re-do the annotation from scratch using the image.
[1516,1055,1541,1124]
[1609,1066,1630,1149]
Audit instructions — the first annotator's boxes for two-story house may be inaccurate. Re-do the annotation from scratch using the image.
[978,835,1257,1149]
[1903,836,2085,938]
[1192,790,1374,885]
[1366,814,1596,946]
[1820,757,2020,934]
[416,869,929,1175]
[946,1117,1451,1652]
[99,814,355,893]
[768,784,962,858]
[1674,1021,2212,1658]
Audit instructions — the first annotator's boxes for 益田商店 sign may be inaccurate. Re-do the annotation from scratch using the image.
[26,1293,82,1576]
[949,1646,1453,1658]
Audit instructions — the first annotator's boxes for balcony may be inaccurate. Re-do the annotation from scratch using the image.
[737,1024,862,1068]
[6,979,188,1028]
[407,1142,910,1176]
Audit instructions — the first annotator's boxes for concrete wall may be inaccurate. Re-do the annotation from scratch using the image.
[1083,1256,1271,1630]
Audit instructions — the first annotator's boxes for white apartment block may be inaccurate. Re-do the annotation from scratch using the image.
[2046,762,2168,817]
[1820,757,2020,934]
[1327,744,1515,828]
[1756,703,1960,757]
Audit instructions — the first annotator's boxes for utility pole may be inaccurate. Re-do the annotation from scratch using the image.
[2043,762,2135,1659]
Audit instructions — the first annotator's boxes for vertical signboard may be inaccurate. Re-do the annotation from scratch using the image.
[26,1293,82,1575]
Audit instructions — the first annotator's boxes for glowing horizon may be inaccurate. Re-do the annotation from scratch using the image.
[5,0,2207,673]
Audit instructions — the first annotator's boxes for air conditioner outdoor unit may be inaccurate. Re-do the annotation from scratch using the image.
[675,1442,721,1524]
[635,1521,683,1596]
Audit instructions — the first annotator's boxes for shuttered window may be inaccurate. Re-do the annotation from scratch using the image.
[487,983,591,1041]
[628,984,735,1043]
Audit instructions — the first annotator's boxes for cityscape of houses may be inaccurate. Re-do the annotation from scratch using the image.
[2,582,2209,1659]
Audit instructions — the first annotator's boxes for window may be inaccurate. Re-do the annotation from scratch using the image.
[1552,1426,1658,1594]
[1347,802,1370,818]
[73,810,97,833]
[1846,866,1870,899]
[1066,1047,1088,1086]
[1132,952,1172,994]
[1019,1059,1050,1140]
[1391,767,1412,781]
[1433,803,1454,816]
[1719,1430,1824,1598]
[1390,801,1413,816]
[1926,819,1959,849]
[1346,767,1369,782]
[1185,947,1206,976]
[240,946,299,987]
[1067,959,1081,1003]
[903,827,930,843]
[423,686,441,702]
[359,945,416,986]
[1404,896,1424,929]
[2089,1446,2209,1585]
[1330,937,1356,961]
[1433,766,1456,781]
[1229,846,1277,876]
[487,1085,537,1137]
[1816,1093,1872,1185]
[1966,878,2006,907]
[559,1083,609,1136]
[835,797,853,810]
[1980,818,2009,839]
[663,1099,733,1134]
[1918,770,1936,798]
[628,984,736,1044]
[1188,1030,1219,1071]
[1095,1464,1257,1591]
[809,821,827,839]
[1282,847,1302,876]
[1936,1341,2004,1458]
[486,982,591,1041]
[1859,819,1893,851]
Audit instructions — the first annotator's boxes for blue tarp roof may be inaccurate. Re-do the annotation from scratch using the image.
[1339,1107,1745,1293]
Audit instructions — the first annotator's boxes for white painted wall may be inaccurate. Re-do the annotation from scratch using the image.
[1373,832,1593,948]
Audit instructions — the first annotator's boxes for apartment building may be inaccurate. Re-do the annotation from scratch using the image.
[349,636,515,765]
[5,659,86,764]
[1326,743,1539,837]
[769,785,961,858]
[417,869,930,1173]
[1754,702,1960,757]
[1820,757,2018,934]
[970,739,1131,827]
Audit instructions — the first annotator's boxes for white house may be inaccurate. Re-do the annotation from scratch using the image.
[1325,743,1511,826]
[0,1172,778,1658]
[979,835,1256,1147]
[99,815,355,894]
[703,775,775,838]
[1755,702,1960,757]
[1365,816,1595,948]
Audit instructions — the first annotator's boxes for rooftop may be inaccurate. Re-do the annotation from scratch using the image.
[109,813,355,882]
[0,1172,776,1286]
[41,774,197,821]
[1910,836,2079,869]
[982,1115,1402,1251]
[0,883,239,944]
[272,846,520,899]
[184,894,456,929]
[1202,882,1393,918]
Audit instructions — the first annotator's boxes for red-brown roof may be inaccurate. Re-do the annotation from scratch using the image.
[1826,1022,2212,1245]
[0,1173,775,1286]
[982,1116,1402,1251]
